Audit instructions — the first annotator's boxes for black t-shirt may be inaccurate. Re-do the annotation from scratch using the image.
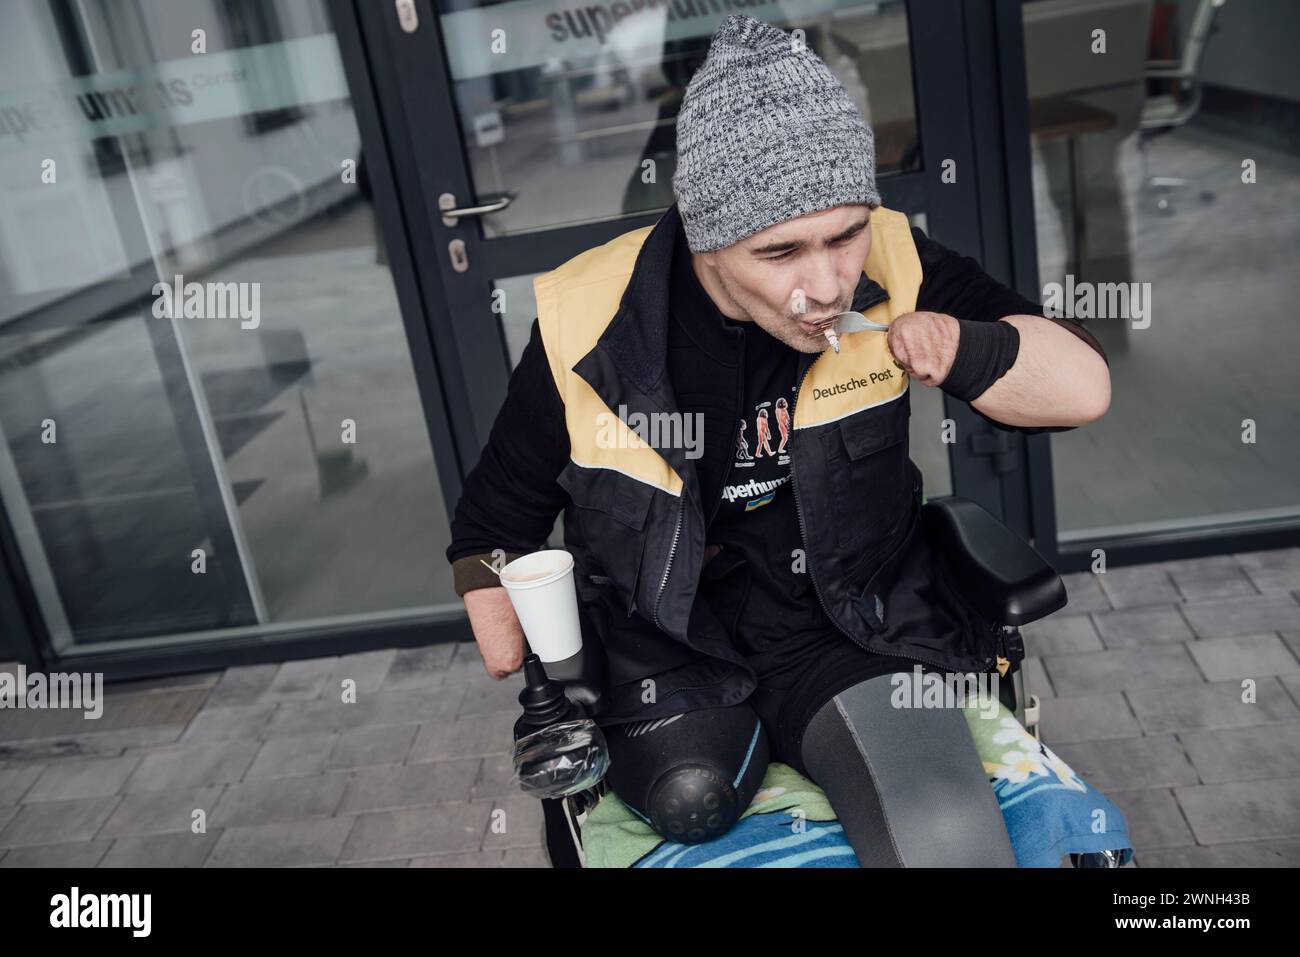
[709,317,835,679]
[668,236,855,685]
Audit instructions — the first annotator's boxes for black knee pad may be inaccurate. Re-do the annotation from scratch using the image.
[647,764,742,845]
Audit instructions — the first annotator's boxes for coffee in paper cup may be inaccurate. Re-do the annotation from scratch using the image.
[499,550,583,663]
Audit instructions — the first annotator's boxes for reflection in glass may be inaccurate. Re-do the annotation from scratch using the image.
[0,0,458,653]
[436,1,919,236]
[1021,0,1300,540]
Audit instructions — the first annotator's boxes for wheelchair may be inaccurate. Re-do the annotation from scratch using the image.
[516,495,1116,868]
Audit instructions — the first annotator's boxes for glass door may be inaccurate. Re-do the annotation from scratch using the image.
[1008,0,1300,567]
[0,0,468,667]
[366,0,1006,509]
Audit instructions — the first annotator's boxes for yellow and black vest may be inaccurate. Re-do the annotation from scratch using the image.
[533,205,998,725]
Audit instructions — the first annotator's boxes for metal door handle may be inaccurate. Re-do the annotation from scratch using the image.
[438,193,512,226]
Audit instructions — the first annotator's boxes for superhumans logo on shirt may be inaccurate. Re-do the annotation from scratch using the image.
[726,385,795,511]
[734,393,792,469]
[721,473,791,509]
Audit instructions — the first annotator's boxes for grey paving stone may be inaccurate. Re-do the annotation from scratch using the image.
[1048,735,1199,791]
[25,755,140,802]
[1059,571,1112,614]
[98,831,222,867]
[1038,693,1141,743]
[326,723,418,771]
[335,858,412,867]
[264,687,463,738]
[0,725,183,763]
[1090,605,1195,649]
[409,850,505,867]
[1168,554,1259,601]
[1105,787,1196,848]
[0,840,112,867]
[1127,677,1299,734]
[0,806,16,833]
[244,733,337,780]
[1235,547,1300,594]
[0,795,121,847]
[327,650,398,697]
[124,741,259,792]
[1174,776,1300,843]
[258,657,340,703]
[471,753,519,801]
[408,709,517,762]
[1180,592,1300,640]
[91,685,212,728]
[205,663,280,706]
[1179,722,1300,783]
[180,703,278,743]
[1095,565,1182,609]
[1186,633,1300,681]
[0,763,44,804]
[261,701,350,738]
[0,686,207,741]
[1042,645,1203,696]
[383,644,457,691]
[502,845,551,868]
[1020,615,1103,657]
[446,640,494,679]
[1135,838,1300,867]
[1283,672,1300,710]
[98,786,225,838]
[205,817,354,867]
[480,795,545,851]
[335,759,480,814]
[1022,656,1055,700]
[210,774,348,828]
[345,687,465,730]
[457,674,526,719]
[339,801,493,862]
[1161,554,1248,579]
[1283,631,1300,664]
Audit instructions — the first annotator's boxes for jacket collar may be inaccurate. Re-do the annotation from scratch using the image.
[572,202,893,483]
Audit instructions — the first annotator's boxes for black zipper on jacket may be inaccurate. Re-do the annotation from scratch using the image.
[651,496,685,631]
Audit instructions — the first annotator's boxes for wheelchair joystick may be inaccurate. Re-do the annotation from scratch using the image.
[514,655,579,735]
[511,654,611,800]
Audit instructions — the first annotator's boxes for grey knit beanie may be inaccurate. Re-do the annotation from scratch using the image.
[672,14,881,253]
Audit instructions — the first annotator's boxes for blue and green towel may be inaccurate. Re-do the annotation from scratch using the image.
[582,697,1134,868]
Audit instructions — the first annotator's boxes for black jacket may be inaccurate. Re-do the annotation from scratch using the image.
[447,203,1106,726]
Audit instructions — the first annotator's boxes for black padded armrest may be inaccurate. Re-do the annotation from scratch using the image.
[921,496,1066,627]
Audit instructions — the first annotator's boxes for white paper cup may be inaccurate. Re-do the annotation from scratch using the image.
[499,550,583,663]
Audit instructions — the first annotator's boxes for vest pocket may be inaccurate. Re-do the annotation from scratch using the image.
[558,462,657,616]
[822,393,911,552]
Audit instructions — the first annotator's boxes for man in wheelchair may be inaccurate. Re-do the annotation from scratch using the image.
[446,14,1113,866]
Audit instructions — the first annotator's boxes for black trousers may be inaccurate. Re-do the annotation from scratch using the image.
[600,636,1017,865]
[601,635,924,829]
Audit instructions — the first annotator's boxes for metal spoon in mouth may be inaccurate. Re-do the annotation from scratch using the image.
[811,310,891,353]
